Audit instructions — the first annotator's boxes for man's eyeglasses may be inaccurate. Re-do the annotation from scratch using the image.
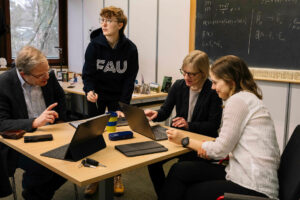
[99,18,119,24]
[29,70,51,79]
[179,69,201,78]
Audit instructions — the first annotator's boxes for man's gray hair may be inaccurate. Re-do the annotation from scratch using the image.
[15,46,48,74]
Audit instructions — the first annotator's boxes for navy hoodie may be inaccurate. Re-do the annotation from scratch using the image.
[82,28,139,106]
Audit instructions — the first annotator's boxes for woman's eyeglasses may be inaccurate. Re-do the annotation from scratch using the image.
[179,69,201,78]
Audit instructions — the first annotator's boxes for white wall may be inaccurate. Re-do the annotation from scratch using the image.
[68,0,84,73]
[83,0,102,52]
[157,0,190,85]
[288,84,300,143]
[129,0,158,84]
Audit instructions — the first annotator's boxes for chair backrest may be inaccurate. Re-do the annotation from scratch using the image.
[278,125,300,200]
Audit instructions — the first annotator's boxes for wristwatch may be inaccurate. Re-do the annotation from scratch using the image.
[181,137,189,148]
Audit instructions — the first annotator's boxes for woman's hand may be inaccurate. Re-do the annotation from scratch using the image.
[144,109,158,120]
[166,129,185,145]
[172,117,189,129]
[197,140,210,159]
[167,130,211,160]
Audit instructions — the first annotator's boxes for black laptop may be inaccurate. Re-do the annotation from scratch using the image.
[41,114,110,161]
[119,102,168,141]
[69,115,128,128]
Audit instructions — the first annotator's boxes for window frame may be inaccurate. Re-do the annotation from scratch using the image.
[1,0,68,66]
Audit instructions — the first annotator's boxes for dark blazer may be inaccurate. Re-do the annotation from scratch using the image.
[0,68,66,197]
[154,79,222,138]
[0,68,66,131]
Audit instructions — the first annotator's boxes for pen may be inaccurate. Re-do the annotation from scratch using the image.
[92,90,98,109]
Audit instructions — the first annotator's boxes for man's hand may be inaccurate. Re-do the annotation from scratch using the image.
[144,109,158,121]
[87,91,98,103]
[32,103,59,128]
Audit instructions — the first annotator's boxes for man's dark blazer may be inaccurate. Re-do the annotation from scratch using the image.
[0,68,67,197]
[154,79,222,138]
[0,68,66,131]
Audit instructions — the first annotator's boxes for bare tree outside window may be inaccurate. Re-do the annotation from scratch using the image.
[10,0,59,58]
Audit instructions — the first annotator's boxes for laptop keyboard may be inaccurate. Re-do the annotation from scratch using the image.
[41,144,69,160]
[151,125,168,140]
[117,117,128,126]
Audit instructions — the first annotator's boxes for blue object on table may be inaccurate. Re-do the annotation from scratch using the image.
[109,131,133,141]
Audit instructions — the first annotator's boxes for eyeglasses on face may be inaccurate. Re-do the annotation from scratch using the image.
[99,18,119,24]
[179,69,201,78]
[29,69,51,79]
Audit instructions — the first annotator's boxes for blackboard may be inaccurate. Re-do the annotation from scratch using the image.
[195,0,300,70]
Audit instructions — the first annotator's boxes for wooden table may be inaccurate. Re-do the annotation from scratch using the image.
[60,82,168,115]
[59,81,168,105]
[0,123,213,199]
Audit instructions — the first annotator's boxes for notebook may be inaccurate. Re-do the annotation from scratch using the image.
[41,114,110,161]
[119,102,168,141]
[115,141,168,157]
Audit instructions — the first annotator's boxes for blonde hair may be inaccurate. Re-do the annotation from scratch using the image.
[100,6,127,34]
[182,50,209,79]
[15,46,48,75]
[211,55,262,99]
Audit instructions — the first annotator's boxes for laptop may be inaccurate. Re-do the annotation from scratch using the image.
[117,117,128,126]
[119,102,168,141]
[69,115,128,128]
[68,114,108,129]
[41,114,110,161]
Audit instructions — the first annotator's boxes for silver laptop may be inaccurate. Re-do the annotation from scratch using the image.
[119,102,168,141]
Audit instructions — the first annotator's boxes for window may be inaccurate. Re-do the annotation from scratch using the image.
[1,0,67,66]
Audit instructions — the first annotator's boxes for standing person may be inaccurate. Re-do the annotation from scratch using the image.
[145,50,222,196]
[160,55,280,200]
[82,6,139,197]
[0,46,67,200]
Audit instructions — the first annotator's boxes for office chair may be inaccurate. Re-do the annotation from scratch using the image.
[219,125,300,200]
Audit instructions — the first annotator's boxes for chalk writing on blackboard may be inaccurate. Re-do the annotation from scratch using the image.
[195,0,300,70]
